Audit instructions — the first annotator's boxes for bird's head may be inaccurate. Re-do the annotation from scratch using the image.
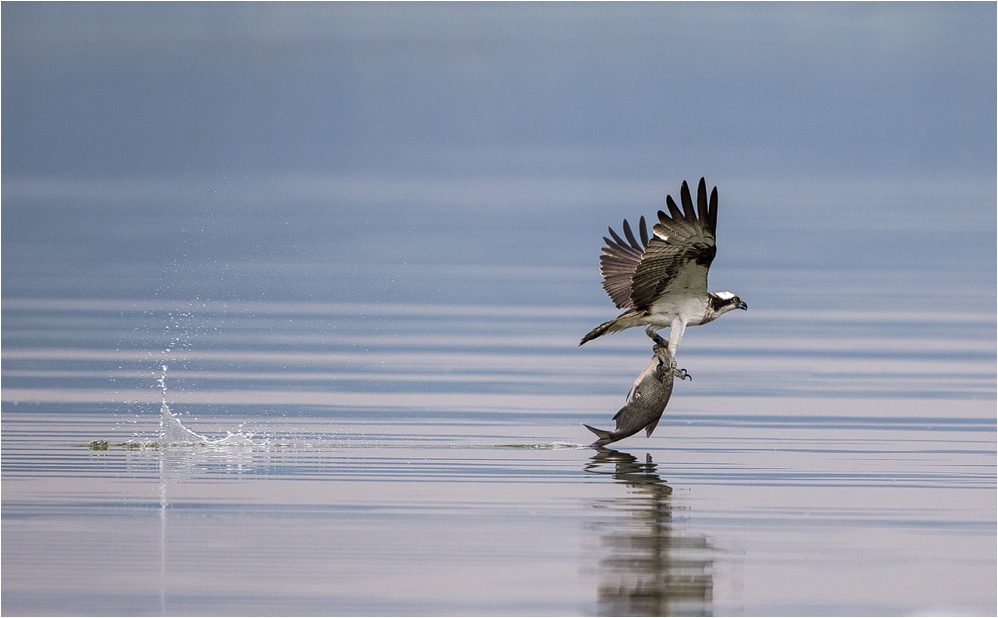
[709,291,747,317]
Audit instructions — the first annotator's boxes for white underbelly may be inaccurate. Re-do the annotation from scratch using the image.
[647,296,709,328]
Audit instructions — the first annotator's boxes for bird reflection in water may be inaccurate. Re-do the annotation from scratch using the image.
[585,449,713,617]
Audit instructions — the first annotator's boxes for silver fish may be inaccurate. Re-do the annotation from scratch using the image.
[584,332,688,448]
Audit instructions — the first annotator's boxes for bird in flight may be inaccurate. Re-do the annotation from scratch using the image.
[580,177,746,377]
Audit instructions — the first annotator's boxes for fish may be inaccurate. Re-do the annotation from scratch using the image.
[583,332,687,448]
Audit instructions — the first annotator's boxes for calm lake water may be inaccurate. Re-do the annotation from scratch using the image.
[2,177,996,616]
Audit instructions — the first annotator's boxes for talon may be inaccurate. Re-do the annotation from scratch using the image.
[668,361,691,381]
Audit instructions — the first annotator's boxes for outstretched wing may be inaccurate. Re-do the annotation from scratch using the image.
[599,216,651,309]
[629,178,718,310]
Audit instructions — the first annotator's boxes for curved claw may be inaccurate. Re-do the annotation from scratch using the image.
[667,359,691,381]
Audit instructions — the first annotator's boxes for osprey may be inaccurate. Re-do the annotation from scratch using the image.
[580,177,746,375]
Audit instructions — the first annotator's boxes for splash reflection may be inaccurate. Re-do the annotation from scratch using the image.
[586,449,713,617]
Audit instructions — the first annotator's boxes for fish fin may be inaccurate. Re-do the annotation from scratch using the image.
[610,404,630,431]
[644,417,661,437]
[583,424,617,448]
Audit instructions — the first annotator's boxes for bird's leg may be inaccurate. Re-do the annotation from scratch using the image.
[648,326,691,380]
[645,326,665,346]
[666,320,691,380]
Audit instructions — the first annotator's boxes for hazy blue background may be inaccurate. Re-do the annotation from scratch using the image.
[4,2,995,178]
[3,2,995,311]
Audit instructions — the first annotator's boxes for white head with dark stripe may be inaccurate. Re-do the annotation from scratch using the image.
[705,291,747,323]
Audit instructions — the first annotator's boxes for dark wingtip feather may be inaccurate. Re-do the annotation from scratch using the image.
[696,178,708,224]
[665,196,684,222]
[601,237,624,255]
[638,216,649,247]
[622,219,641,250]
[708,186,718,234]
[602,234,641,260]
[607,227,626,247]
[680,180,697,221]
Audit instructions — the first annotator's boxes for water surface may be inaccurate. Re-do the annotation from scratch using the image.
[3,275,995,615]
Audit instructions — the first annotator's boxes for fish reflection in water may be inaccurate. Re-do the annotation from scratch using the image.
[586,449,713,617]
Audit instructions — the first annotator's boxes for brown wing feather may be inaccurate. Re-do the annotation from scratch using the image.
[595,178,719,312]
[598,216,649,309]
[628,178,718,310]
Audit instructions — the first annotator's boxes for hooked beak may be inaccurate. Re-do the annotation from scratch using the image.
[736,300,748,311]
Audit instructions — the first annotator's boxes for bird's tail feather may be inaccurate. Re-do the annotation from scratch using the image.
[583,424,615,447]
[579,310,643,345]
[579,320,616,345]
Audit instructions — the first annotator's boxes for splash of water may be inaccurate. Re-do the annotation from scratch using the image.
[160,401,210,446]
[157,365,261,447]
[494,442,588,450]
[158,364,209,446]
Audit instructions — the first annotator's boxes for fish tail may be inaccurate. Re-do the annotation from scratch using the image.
[583,424,616,447]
